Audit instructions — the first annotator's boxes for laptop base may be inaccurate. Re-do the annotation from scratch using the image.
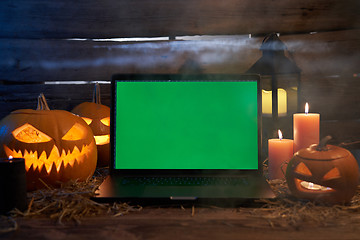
[94,174,275,206]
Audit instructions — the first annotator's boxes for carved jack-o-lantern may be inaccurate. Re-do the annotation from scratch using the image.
[286,136,359,204]
[72,83,110,167]
[0,94,97,190]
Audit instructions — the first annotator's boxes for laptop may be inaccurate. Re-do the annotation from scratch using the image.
[95,74,275,204]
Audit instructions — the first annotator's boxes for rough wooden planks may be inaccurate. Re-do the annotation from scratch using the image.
[0,83,111,120]
[1,30,359,83]
[0,30,359,122]
[0,0,359,39]
[0,35,261,82]
[8,207,360,240]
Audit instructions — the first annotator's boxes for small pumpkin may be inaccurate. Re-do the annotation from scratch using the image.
[286,136,359,204]
[0,94,97,190]
[72,83,110,167]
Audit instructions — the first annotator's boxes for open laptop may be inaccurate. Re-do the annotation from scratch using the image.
[95,74,275,204]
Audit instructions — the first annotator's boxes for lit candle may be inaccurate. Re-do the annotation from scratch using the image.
[293,103,320,153]
[268,130,294,179]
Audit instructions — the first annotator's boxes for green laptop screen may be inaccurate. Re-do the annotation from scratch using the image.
[114,80,259,170]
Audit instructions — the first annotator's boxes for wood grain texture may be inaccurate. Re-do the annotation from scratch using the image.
[4,207,360,240]
[1,30,359,121]
[1,30,359,83]
[0,35,261,82]
[0,83,111,120]
[0,0,359,39]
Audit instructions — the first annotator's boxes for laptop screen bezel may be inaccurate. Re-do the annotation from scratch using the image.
[110,74,262,177]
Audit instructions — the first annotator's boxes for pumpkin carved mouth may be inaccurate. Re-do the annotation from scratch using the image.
[94,134,110,145]
[3,141,95,174]
[295,178,334,192]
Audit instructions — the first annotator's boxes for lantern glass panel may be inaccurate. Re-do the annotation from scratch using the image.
[261,73,299,118]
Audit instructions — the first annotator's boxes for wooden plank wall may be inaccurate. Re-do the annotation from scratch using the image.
[0,0,359,146]
[1,0,359,38]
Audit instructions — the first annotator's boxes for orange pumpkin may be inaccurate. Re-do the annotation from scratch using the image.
[72,83,110,167]
[285,136,359,204]
[0,94,97,190]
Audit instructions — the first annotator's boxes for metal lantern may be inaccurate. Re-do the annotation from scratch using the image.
[247,33,301,142]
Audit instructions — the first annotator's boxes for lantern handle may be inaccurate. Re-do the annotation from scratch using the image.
[260,33,287,52]
[262,33,277,45]
[316,135,332,151]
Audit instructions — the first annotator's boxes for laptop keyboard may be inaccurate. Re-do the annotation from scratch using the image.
[120,176,249,186]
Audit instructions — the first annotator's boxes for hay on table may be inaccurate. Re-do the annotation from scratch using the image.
[10,168,142,224]
[7,162,360,229]
[252,159,360,228]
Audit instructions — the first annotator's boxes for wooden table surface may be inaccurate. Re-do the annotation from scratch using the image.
[2,204,360,240]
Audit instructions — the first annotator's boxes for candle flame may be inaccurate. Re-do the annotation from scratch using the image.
[9,155,13,159]
[278,130,283,140]
[305,102,309,114]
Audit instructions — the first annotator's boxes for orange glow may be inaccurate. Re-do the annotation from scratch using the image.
[62,123,88,141]
[12,123,52,143]
[100,117,110,126]
[323,167,341,180]
[295,178,334,192]
[295,162,312,176]
[81,117,93,125]
[3,141,95,174]
[94,134,110,145]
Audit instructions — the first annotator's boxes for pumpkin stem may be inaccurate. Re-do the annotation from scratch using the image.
[316,135,332,151]
[92,83,101,105]
[37,93,50,110]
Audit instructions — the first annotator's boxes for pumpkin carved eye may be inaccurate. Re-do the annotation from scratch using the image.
[323,167,341,180]
[295,162,312,176]
[100,117,110,126]
[62,123,88,141]
[81,117,92,125]
[12,123,52,143]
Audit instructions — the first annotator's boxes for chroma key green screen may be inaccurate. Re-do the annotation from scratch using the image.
[114,80,259,170]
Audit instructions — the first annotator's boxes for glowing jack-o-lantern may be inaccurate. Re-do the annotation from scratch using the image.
[0,94,97,190]
[286,136,359,204]
[72,83,110,167]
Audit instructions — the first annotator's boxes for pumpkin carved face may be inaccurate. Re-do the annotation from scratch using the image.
[72,83,110,167]
[73,102,110,146]
[286,143,359,204]
[0,96,97,190]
